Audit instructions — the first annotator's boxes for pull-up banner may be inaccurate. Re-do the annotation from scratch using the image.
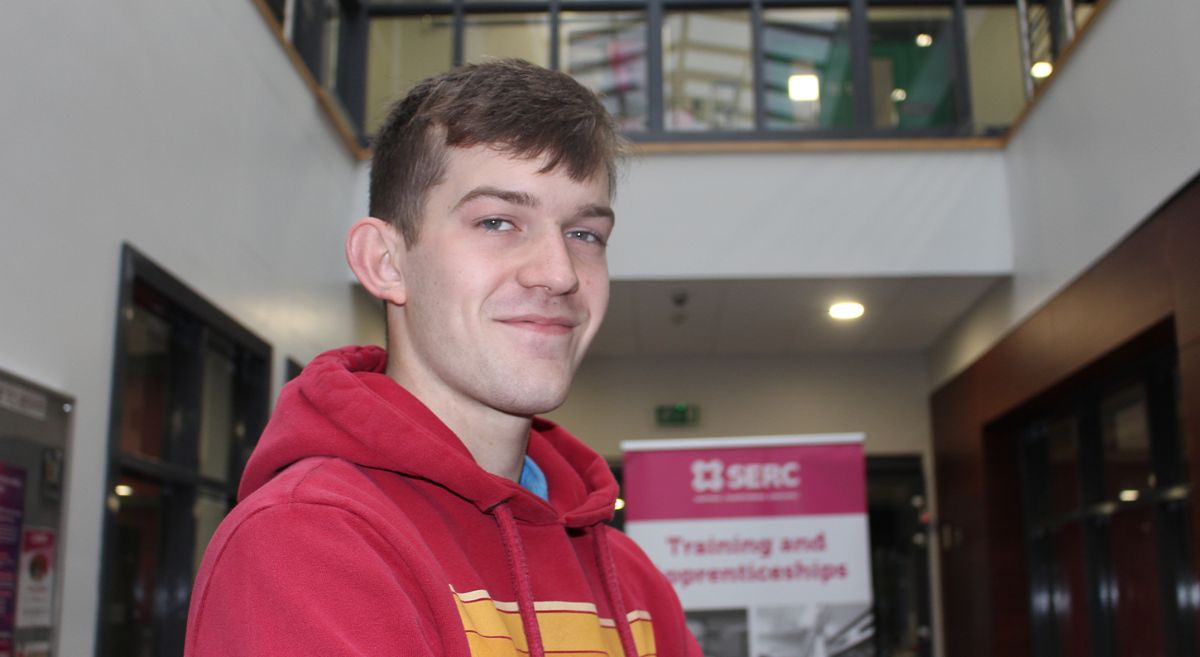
[622,434,873,657]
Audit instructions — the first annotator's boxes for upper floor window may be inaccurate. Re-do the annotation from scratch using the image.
[260,0,1100,146]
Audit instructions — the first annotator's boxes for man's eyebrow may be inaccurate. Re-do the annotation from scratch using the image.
[454,186,615,223]
[453,186,537,211]
[575,204,615,223]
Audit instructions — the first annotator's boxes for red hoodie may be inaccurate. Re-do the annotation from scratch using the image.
[185,345,701,657]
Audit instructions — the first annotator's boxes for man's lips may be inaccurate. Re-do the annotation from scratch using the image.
[496,314,580,335]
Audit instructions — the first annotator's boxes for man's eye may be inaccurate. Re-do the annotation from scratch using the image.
[479,218,515,232]
[567,230,605,246]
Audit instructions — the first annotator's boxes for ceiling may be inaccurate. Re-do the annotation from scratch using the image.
[589,275,1003,357]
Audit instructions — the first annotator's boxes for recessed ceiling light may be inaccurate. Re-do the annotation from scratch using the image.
[891,88,908,102]
[1118,489,1139,502]
[829,302,865,320]
[115,484,134,497]
[915,33,933,47]
[788,74,820,102]
[1031,61,1054,79]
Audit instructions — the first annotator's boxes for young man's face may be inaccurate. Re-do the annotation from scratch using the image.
[394,144,614,418]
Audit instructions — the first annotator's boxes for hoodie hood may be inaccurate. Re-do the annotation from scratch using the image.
[240,345,618,527]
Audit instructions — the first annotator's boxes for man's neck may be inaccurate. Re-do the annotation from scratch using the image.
[386,363,531,482]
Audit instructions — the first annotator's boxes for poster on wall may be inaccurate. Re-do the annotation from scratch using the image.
[622,434,873,657]
[15,528,54,630]
[0,463,27,657]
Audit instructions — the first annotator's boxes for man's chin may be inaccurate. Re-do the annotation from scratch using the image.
[497,397,569,418]
[490,385,572,418]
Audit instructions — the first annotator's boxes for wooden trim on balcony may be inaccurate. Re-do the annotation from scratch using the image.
[250,0,372,161]
[632,136,1004,154]
[1002,0,1113,144]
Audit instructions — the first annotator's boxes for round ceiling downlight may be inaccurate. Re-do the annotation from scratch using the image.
[829,302,865,320]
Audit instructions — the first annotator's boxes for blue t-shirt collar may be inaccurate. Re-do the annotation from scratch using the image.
[518,454,548,501]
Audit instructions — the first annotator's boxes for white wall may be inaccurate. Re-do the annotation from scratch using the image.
[609,148,1012,279]
[551,353,931,456]
[929,0,1200,387]
[548,351,935,532]
[348,144,1015,282]
[0,2,364,654]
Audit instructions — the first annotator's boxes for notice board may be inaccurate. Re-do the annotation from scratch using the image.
[0,368,71,657]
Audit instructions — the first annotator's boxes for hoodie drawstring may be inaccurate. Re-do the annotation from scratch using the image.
[493,503,641,657]
[593,527,640,657]
[493,503,546,657]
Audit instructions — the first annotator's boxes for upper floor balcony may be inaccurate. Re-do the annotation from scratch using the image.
[256,0,1102,155]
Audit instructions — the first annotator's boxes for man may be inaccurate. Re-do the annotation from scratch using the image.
[185,59,701,657]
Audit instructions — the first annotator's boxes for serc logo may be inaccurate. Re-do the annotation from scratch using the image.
[690,458,801,493]
[691,459,725,492]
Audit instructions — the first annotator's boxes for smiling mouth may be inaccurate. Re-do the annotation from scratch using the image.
[497,315,579,336]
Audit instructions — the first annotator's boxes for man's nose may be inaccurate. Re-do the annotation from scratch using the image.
[516,230,580,295]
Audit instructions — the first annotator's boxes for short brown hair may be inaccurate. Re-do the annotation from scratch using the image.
[369,59,624,245]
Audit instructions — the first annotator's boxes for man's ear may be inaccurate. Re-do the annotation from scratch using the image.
[346,217,407,306]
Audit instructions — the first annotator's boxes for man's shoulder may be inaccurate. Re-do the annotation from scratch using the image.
[186,458,450,657]
[197,457,447,589]
[240,455,377,509]
[224,456,421,547]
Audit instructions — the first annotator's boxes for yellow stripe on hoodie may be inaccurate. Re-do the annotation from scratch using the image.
[451,587,658,656]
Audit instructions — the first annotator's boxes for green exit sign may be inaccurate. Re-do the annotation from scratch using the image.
[655,403,699,426]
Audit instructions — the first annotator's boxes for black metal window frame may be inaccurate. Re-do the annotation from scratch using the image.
[97,244,272,657]
[866,454,935,657]
[270,0,1106,149]
[303,0,1014,145]
[290,0,372,144]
